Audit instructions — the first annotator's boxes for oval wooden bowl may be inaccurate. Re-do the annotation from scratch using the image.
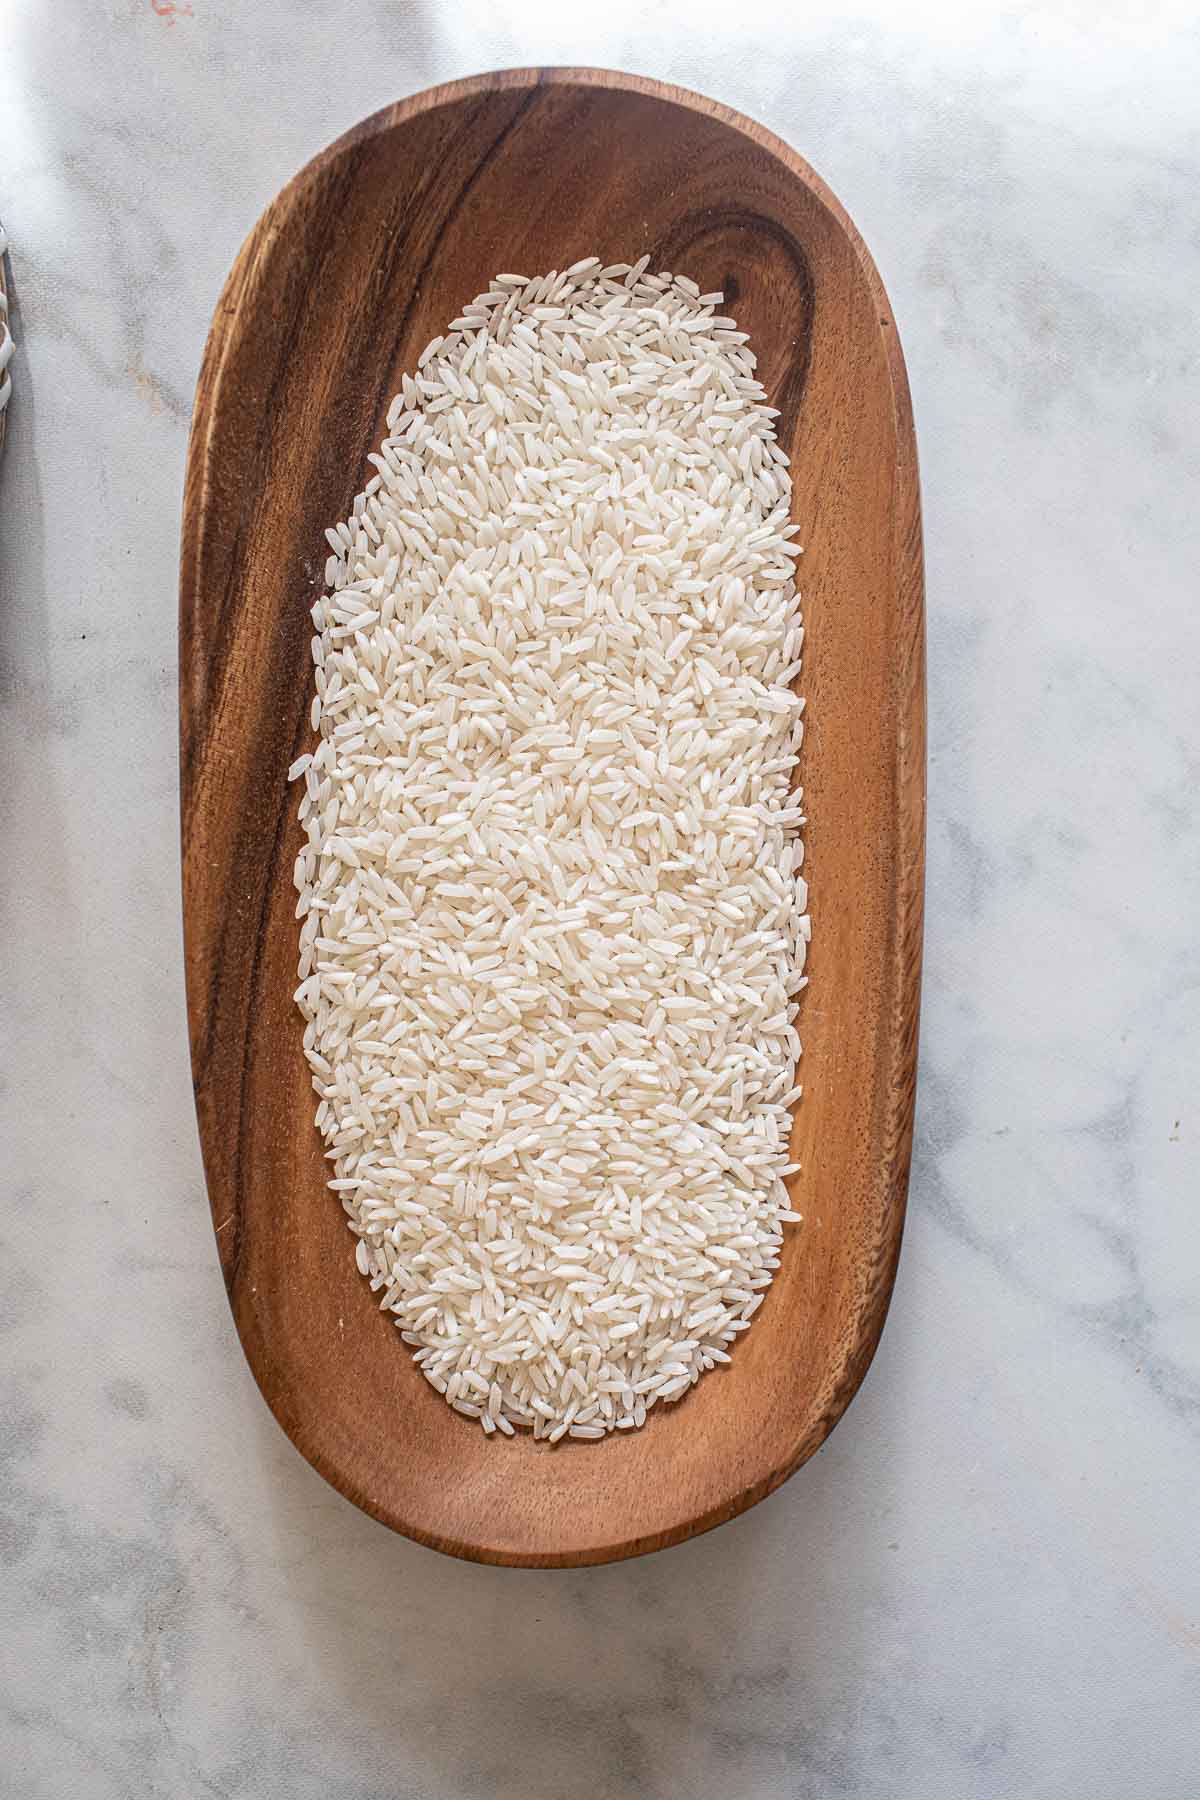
[181,68,924,1566]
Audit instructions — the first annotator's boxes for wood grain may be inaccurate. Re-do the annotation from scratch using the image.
[180,68,924,1566]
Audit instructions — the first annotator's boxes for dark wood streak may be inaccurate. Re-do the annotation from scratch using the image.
[653,208,817,428]
[180,68,925,1566]
[182,149,383,1103]
[363,88,546,438]
[193,153,368,749]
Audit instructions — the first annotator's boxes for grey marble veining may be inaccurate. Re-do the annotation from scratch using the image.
[1,4,1197,1796]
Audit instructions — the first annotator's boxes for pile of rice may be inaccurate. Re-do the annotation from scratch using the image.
[291,257,809,1441]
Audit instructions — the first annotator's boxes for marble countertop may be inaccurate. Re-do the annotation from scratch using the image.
[2,4,1197,1796]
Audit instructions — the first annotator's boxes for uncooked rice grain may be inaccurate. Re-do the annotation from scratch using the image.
[292,259,809,1440]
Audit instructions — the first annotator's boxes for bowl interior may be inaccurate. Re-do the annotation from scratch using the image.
[182,71,922,1564]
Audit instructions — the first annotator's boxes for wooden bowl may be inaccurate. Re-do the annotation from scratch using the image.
[180,68,924,1566]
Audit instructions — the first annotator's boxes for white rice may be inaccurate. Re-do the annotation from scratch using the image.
[292,260,809,1440]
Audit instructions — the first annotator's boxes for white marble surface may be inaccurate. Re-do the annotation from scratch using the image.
[2,3,1198,1794]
